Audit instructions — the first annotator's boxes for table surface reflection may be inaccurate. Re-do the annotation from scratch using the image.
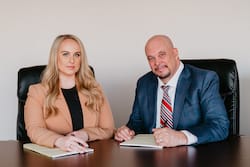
[0,136,250,167]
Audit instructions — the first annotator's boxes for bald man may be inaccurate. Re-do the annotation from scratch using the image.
[115,35,229,147]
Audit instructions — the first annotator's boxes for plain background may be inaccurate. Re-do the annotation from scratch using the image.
[0,0,249,140]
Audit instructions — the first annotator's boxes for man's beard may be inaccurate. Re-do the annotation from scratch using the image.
[158,72,170,80]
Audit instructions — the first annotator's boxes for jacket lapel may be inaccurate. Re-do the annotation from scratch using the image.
[146,73,158,131]
[57,91,73,129]
[173,66,191,128]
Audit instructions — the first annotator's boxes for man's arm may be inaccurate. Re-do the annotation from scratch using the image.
[185,71,229,144]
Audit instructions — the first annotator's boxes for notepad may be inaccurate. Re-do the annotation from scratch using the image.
[23,143,94,159]
[120,134,163,149]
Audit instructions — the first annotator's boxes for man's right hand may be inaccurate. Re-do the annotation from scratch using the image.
[114,125,135,141]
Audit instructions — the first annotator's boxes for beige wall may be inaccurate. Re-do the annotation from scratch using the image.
[0,0,249,139]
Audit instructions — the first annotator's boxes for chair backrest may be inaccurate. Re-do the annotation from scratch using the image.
[182,59,240,136]
[17,65,94,142]
[17,65,45,142]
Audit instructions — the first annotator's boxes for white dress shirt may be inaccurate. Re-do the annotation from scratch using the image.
[155,62,198,145]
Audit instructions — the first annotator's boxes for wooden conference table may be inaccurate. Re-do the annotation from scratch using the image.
[1,136,250,167]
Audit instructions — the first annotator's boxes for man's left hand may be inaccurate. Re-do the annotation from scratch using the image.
[152,128,187,147]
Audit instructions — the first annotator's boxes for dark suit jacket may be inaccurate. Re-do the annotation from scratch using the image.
[127,64,229,144]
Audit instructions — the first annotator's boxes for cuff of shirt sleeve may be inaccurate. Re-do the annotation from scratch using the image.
[181,130,198,145]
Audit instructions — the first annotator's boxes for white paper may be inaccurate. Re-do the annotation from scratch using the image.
[23,143,94,159]
[120,134,163,149]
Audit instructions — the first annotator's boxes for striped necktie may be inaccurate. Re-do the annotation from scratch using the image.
[160,85,173,128]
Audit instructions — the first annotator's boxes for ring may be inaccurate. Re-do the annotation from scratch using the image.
[159,138,162,142]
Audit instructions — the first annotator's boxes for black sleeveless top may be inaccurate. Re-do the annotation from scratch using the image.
[61,86,83,131]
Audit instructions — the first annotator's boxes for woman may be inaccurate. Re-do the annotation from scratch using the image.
[24,34,115,153]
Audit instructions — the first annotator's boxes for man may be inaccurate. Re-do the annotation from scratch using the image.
[115,35,229,147]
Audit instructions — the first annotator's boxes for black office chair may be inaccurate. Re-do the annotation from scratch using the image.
[17,65,94,143]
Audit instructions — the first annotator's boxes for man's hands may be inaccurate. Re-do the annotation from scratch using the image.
[153,128,188,147]
[114,126,135,141]
[114,125,187,147]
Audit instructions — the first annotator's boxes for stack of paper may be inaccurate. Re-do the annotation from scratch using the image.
[23,143,93,159]
[120,134,163,149]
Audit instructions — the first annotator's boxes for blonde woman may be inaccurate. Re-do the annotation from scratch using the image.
[25,34,115,153]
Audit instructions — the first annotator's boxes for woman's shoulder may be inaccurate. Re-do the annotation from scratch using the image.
[29,83,45,89]
[28,83,47,95]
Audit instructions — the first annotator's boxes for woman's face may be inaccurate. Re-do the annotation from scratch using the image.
[57,39,81,78]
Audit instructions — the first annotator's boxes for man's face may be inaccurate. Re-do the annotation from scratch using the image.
[145,38,180,83]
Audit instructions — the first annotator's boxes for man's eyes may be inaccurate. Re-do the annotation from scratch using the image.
[159,53,166,58]
[147,56,155,61]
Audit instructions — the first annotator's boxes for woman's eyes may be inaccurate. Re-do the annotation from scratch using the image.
[62,52,69,56]
[62,52,81,57]
[74,53,81,57]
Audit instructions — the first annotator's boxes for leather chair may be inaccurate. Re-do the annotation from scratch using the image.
[17,65,45,142]
[17,59,239,142]
[17,65,94,143]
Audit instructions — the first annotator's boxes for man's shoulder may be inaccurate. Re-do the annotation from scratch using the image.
[184,64,217,76]
[138,71,157,82]
[181,64,219,85]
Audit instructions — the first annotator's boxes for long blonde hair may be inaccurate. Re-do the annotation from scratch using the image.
[41,34,104,117]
